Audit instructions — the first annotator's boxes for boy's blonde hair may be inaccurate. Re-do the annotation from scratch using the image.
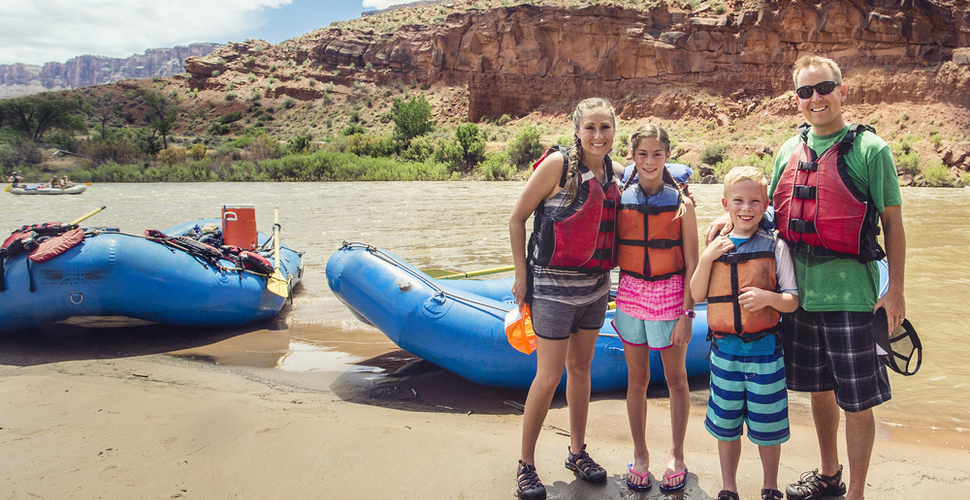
[723,166,768,197]
[792,55,842,87]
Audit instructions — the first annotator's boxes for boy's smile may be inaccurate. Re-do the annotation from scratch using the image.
[722,179,768,237]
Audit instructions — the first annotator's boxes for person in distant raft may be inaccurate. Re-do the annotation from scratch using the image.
[508,97,624,500]
[706,55,906,500]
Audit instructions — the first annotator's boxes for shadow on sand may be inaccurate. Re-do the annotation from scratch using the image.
[331,350,711,418]
[0,314,292,368]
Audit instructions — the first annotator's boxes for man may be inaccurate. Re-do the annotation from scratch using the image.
[708,55,906,500]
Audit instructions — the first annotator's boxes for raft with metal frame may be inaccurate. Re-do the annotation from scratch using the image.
[0,218,302,332]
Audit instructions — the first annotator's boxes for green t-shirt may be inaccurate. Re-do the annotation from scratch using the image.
[768,125,902,312]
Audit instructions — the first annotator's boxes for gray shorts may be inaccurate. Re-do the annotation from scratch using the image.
[531,293,609,340]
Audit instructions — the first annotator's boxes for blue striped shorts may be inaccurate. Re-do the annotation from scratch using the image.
[704,344,790,447]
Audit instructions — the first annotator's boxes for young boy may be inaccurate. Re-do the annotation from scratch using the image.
[690,166,799,500]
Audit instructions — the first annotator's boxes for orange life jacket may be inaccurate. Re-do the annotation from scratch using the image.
[616,183,684,281]
[707,229,780,342]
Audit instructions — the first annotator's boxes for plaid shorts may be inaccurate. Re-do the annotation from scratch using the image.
[782,308,891,412]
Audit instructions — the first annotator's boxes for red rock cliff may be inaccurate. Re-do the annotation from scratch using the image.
[283,0,970,121]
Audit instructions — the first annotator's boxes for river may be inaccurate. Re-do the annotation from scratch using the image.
[3,182,969,448]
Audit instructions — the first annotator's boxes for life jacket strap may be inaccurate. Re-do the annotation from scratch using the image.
[792,185,817,199]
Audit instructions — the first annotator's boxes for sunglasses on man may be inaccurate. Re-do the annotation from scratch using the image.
[795,80,840,99]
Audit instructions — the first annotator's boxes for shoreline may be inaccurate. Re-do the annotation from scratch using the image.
[2,347,968,499]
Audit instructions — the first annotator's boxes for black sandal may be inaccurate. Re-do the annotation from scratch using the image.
[762,488,783,500]
[715,490,740,500]
[516,460,546,500]
[785,465,847,500]
[564,444,607,483]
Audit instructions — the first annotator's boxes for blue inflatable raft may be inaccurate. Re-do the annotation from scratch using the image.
[326,242,712,392]
[0,218,302,332]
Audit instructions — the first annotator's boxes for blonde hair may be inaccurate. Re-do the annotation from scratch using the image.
[792,55,842,87]
[723,166,768,196]
[563,98,616,204]
[624,122,685,218]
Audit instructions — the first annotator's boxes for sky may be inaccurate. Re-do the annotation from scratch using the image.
[0,0,412,66]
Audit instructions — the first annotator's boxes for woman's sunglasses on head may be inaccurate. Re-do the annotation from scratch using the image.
[796,81,839,99]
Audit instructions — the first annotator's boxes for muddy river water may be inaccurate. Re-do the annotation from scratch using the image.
[4,182,969,447]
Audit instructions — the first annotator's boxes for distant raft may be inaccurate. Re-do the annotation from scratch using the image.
[326,242,712,392]
[0,218,303,332]
[8,184,87,195]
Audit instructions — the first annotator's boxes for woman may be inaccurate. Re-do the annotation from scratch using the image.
[509,97,624,500]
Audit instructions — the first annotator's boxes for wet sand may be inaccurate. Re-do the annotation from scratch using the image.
[2,324,969,500]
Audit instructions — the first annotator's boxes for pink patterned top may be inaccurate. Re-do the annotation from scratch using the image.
[615,274,684,321]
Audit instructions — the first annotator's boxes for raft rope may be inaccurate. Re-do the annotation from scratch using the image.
[339,240,513,314]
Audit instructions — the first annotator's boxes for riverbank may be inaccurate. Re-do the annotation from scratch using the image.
[3,347,968,500]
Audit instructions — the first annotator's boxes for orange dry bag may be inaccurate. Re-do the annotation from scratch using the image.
[504,304,536,355]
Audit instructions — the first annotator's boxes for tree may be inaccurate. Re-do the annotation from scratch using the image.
[87,90,121,138]
[391,96,433,146]
[140,90,178,151]
[0,93,84,141]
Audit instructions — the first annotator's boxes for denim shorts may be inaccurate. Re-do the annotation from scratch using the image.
[530,293,609,340]
[612,308,677,349]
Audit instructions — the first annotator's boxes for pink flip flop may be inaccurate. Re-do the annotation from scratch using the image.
[626,462,652,491]
[659,468,688,493]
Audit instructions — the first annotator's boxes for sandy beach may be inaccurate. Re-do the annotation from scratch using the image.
[2,326,969,500]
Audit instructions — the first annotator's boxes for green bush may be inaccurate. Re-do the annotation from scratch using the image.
[700,143,728,166]
[506,126,545,169]
[895,150,921,175]
[401,136,436,162]
[435,138,465,173]
[455,122,486,171]
[476,151,516,180]
[341,124,366,136]
[920,159,950,186]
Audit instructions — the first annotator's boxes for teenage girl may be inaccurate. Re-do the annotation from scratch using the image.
[509,97,624,500]
[614,123,698,493]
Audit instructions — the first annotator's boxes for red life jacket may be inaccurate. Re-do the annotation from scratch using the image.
[529,146,620,273]
[616,183,684,281]
[773,124,885,262]
[706,229,780,342]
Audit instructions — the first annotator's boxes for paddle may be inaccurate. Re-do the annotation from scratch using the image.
[3,184,9,192]
[266,208,289,298]
[70,205,107,226]
[437,265,515,279]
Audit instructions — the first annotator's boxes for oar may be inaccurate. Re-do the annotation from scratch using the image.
[70,205,107,226]
[3,183,10,192]
[266,207,289,298]
[437,265,515,279]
